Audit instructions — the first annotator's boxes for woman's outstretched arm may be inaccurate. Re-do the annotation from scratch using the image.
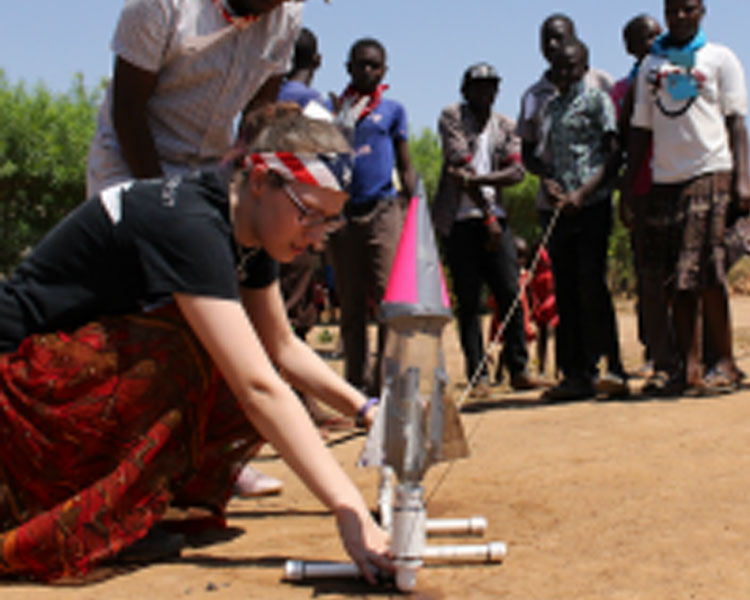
[174,293,390,582]
[239,282,376,426]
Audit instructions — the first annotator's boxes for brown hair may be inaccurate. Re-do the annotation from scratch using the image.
[226,102,351,170]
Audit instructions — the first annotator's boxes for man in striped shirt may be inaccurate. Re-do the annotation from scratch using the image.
[86,0,304,197]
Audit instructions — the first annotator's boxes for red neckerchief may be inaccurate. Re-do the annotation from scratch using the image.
[212,0,259,28]
[339,84,389,122]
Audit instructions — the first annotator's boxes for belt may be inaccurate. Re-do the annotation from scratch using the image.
[345,196,396,218]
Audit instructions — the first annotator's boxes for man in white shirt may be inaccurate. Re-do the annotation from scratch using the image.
[86,0,303,197]
[86,0,305,497]
[623,0,750,394]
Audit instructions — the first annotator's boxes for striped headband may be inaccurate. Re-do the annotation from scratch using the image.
[246,152,353,193]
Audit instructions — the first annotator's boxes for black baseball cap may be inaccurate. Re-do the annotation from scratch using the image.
[462,63,501,88]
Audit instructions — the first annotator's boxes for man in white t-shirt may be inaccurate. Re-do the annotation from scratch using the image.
[623,0,750,395]
[86,0,303,197]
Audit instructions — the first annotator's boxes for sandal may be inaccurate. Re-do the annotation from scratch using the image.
[699,369,739,395]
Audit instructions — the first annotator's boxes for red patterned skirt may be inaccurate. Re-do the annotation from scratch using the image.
[0,305,260,581]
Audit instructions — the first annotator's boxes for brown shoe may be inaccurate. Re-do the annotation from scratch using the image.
[510,370,542,391]
[469,379,492,399]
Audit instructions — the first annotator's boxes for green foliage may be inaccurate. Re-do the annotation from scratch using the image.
[407,127,442,200]
[608,191,635,295]
[504,174,542,245]
[0,71,102,275]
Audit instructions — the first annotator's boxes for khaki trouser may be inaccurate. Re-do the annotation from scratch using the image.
[327,197,405,394]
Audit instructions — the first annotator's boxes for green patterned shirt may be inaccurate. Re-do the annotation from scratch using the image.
[544,81,617,206]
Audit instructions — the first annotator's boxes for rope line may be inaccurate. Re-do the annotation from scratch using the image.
[456,203,564,408]
[425,203,564,506]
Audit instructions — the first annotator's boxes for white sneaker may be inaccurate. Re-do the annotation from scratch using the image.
[234,464,283,498]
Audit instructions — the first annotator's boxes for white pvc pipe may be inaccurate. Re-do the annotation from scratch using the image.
[284,560,360,581]
[378,466,394,532]
[426,516,487,536]
[283,541,507,582]
[423,541,507,563]
[392,483,426,592]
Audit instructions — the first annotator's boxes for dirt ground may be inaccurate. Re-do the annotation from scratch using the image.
[3,297,750,600]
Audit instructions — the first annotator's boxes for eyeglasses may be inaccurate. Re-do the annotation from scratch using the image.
[282,183,346,233]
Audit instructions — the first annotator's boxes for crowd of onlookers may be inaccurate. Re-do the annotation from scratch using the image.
[303,2,750,406]
[240,0,750,501]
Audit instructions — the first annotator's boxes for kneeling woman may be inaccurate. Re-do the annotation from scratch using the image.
[0,105,389,583]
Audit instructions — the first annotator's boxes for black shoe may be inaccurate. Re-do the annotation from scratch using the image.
[510,370,543,391]
[595,372,630,398]
[542,377,595,401]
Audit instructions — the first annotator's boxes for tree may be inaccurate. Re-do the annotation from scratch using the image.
[408,127,442,201]
[504,174,542,245]
[0,72,102,275]
[408,127,541,240]
[607,192,635,294]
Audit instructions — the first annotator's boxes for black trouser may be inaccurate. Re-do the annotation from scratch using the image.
[547,200,623,381]
[445,218,528,381]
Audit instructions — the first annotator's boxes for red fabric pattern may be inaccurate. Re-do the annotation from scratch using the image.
[528,246,559,328]
[488,270,536,344]
[338,84,389,122]
[0,305,260,581]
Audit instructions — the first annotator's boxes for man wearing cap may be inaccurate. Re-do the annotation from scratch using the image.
[86,0,304,198]
[433,63,540,393]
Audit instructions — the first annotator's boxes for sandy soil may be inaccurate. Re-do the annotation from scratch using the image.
[3,297,750,599]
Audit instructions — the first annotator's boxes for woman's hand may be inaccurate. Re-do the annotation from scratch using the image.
[335,505,393,585]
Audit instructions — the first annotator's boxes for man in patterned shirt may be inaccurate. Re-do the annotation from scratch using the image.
[516,13,614,227]
[540,38,626,401]
[86,0,304,197]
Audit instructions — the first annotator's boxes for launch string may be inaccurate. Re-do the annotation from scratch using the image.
[456,202,564,409]
[424,202,564,508]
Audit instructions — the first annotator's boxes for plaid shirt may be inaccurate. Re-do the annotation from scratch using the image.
[543,81,617,206]
[433,102,522,237]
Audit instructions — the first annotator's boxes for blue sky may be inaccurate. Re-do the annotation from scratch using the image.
[1,1,749,134]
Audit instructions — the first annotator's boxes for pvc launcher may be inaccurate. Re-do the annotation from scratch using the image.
[284,182,507,591]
